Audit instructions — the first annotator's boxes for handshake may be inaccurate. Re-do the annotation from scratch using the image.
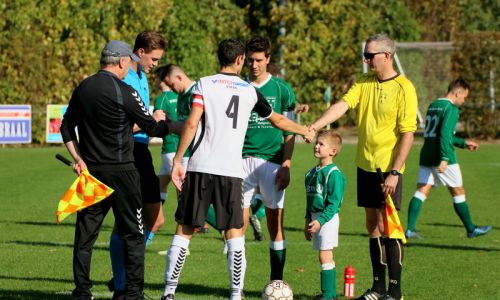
[303,125,317,143]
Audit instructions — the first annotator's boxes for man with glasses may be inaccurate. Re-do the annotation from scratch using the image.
[308,33,418,300]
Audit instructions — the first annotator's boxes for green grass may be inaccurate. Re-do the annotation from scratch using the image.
[0,141,499,300]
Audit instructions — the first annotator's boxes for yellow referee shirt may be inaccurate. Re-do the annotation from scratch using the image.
[343,74,417,173]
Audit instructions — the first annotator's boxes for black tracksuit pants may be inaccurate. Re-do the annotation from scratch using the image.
[72,169,145,300]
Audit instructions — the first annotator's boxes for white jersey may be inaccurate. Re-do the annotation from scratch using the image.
[188,73,272,178]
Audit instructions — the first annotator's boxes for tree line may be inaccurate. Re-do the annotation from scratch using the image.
[1,0,498,142]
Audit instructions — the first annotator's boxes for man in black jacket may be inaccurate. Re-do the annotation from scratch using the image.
[60,40,176,300]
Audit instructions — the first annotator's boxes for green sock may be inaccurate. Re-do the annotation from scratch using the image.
[205,204,217,229]
[321,267,336,299]
[270,247,286,280]
[407,196,424,231]
[453,201,475,233]
[251,198,266,221]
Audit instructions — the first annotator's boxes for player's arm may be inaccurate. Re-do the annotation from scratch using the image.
[64,140,87,175]
[60,89,87,174]
[386,84,418,192]
[253,89,309,136]
[310,101,349,132]
[171,100,204,191]
[384,131,414,194]
[310,80,362,133]
[276,135,294,190]
[276,84,297,190]
[122,86,171,138]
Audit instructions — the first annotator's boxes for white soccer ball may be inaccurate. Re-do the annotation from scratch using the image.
[262,280,293,300]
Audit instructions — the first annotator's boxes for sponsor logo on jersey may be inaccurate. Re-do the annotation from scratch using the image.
[211,79,251,89]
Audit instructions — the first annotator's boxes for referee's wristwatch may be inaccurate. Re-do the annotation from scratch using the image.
[390,169,401,176]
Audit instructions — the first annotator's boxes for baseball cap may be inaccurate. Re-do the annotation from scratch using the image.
[102,40,140,62]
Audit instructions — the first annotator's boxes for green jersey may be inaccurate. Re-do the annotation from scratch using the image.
[420,98,466,166]
[305,163,345,226]
[176,83,196,157]
[154,91,179,154]
[243,74,296,164]
[177,83,195,123]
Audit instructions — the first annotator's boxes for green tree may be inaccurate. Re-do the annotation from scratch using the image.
[160,0,249,80]
[1,0,171,143]
[267,1,420,125]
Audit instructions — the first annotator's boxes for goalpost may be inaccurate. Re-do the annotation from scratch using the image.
[362,41,454,129]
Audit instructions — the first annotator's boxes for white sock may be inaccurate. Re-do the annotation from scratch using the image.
[414,191,427,202]
[163,235,190,296]
[227,237,246,300]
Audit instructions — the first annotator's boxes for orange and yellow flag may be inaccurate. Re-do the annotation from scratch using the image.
[384,192,407,244]
[56,170,114,223]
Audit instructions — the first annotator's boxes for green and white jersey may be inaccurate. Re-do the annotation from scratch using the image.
[243,74,296,165]
[154,91,179,154]
[305,163,345,226]
[176,82,196,157]
[177,82,196,123]
[420,98,466,167]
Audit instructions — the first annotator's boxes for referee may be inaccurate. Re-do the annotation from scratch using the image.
[60,40,175,300]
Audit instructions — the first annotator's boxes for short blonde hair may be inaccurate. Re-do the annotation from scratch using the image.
[317,129,342,153]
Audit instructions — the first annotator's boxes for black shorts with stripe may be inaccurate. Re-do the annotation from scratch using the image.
[175,172,244,230]
[357,167,403,210]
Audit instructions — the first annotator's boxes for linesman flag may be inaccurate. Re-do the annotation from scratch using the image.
[56,169,114,223]
[376,168,407,244]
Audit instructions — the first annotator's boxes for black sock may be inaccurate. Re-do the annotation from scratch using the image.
[369,237,387,294]
[384,237,403,299]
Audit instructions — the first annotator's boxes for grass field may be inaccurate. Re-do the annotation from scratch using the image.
[0,141,499,300]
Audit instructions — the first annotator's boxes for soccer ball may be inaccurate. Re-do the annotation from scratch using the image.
[262,280,293,300]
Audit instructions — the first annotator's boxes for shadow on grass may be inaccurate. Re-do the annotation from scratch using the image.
[144,282,312,300]
[0,275,315,300]
[406,242,500,252]
[0,274,109,285]
[4,240,108,251]
[424,222,465,228]
[0,219,112,231]
[0,290,72,300]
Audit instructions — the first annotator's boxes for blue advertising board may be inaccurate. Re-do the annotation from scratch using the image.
[0,105,31,144]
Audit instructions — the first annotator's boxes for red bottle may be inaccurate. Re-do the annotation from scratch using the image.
[344,265,356,298]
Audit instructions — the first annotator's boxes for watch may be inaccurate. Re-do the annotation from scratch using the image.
[390,169,401,176]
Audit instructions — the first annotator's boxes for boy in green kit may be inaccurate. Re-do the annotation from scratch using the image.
[305,130,346,300]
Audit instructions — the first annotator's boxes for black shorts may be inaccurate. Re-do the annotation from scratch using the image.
[175,172,244,230]
[133,142,161,204]
[357,168,403,210]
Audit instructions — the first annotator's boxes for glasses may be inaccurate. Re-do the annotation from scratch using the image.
[363,52,388,60]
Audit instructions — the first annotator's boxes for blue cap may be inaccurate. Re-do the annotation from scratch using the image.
[102,40,140,62]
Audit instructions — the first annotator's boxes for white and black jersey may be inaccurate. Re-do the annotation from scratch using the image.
[188,73,272,179]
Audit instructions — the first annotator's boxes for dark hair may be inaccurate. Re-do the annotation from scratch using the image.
[217,38,245,67]
[447,78,470,93]
[155,64,181,81]
[245,35,272,57]
[133,31,166,53]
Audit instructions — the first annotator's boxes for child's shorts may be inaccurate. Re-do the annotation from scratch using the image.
[312,212,339,250]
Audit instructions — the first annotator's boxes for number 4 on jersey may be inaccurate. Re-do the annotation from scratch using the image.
[226,95,239,129]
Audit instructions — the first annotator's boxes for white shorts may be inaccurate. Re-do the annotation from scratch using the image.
[417,164,463,187]
[158,153,189,176]
[242,157,285,209]
[312,213,339,250]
